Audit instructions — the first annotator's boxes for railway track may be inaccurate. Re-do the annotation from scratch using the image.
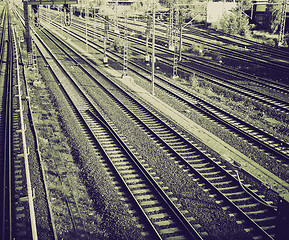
[182,26,289,63]
[33,23,206,240]
[1,6,12,239]
[44,9,289,98]
[85,14,289,93]
[40,14,289,170]
[34,16,279,239]
[1,7,39,239]
[56,13,289,105]
[116,17,289,75]
[115,16,289,65]
[126,64,289,163]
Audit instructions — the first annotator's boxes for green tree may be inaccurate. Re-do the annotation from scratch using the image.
[213,7,252,37]
[267,0,282,34]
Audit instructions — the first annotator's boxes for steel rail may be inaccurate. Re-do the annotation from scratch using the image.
[114,17,289,72]
[1,7,12,239]
[51,13,289,101]
[17,8,276,239]
[43,16,289,165]
[119,16,289,62]
[11,20,39,240]
[40,21,276,239]
[118,60,289,163]
[92,15,289,93]
[33,25,204,240]
[42,10,289,96]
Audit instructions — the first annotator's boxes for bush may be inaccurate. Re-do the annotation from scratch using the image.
[111,37,131,55]
[210,51,222,62]
[186,43,207,56]
[212,8,252,38]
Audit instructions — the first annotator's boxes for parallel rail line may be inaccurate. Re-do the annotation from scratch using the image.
[58,14,289,106]
[37,17,278,239]
[43,16,289,168]
[2,7,38,239]
[33,23,205,240]
[1,6,12,239]
[45,10,289,97]
[115,16,289,65]
[116,18,289,73]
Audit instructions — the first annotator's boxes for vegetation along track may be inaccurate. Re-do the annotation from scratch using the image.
[34,23,206,240]
[123,35,289,114]
[41,14,289,170]
[130,39,289,114]
[116,16,289,64]
[67,14,289,82]
[127,64,289,165]
[36,16,280,239]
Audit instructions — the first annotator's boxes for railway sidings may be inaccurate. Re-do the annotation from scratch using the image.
[2,1,289,240]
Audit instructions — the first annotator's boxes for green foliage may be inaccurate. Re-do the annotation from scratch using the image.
[211,51,223,62]
[186,43,208,56]
[212,8,252,37]
[111,37,132,56]
[189,73,199,88]
[267,0,283,34]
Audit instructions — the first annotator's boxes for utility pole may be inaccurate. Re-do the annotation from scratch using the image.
[168,0,174,50]
[104,15,109,64]
[114,0,119,33]
[278,0,287,46]
[23,0,32,54]
[122,13,128,77]
[173,2,179,79]
[85,3,88,52]
[152,0,156,96]
[172,27,179,79]
[145,14,152,62]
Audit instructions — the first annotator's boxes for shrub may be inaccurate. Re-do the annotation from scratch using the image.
[212,8,252,38]
[111,37,131,55]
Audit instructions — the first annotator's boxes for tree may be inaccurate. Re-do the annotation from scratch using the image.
[267,0,283,34]
[212,7,252,37]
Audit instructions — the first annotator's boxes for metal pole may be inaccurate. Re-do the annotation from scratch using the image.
[278,0,287,46]
[168,0,174,50]
[104,15,109,64]
[94,8,96,40]
[152,1,156,96]
[122,13,128,77]
[145,14,151,62]
[23,0,32,53]
[85,4,88,52]
[179,26,183,61]
[114,0,117,31]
